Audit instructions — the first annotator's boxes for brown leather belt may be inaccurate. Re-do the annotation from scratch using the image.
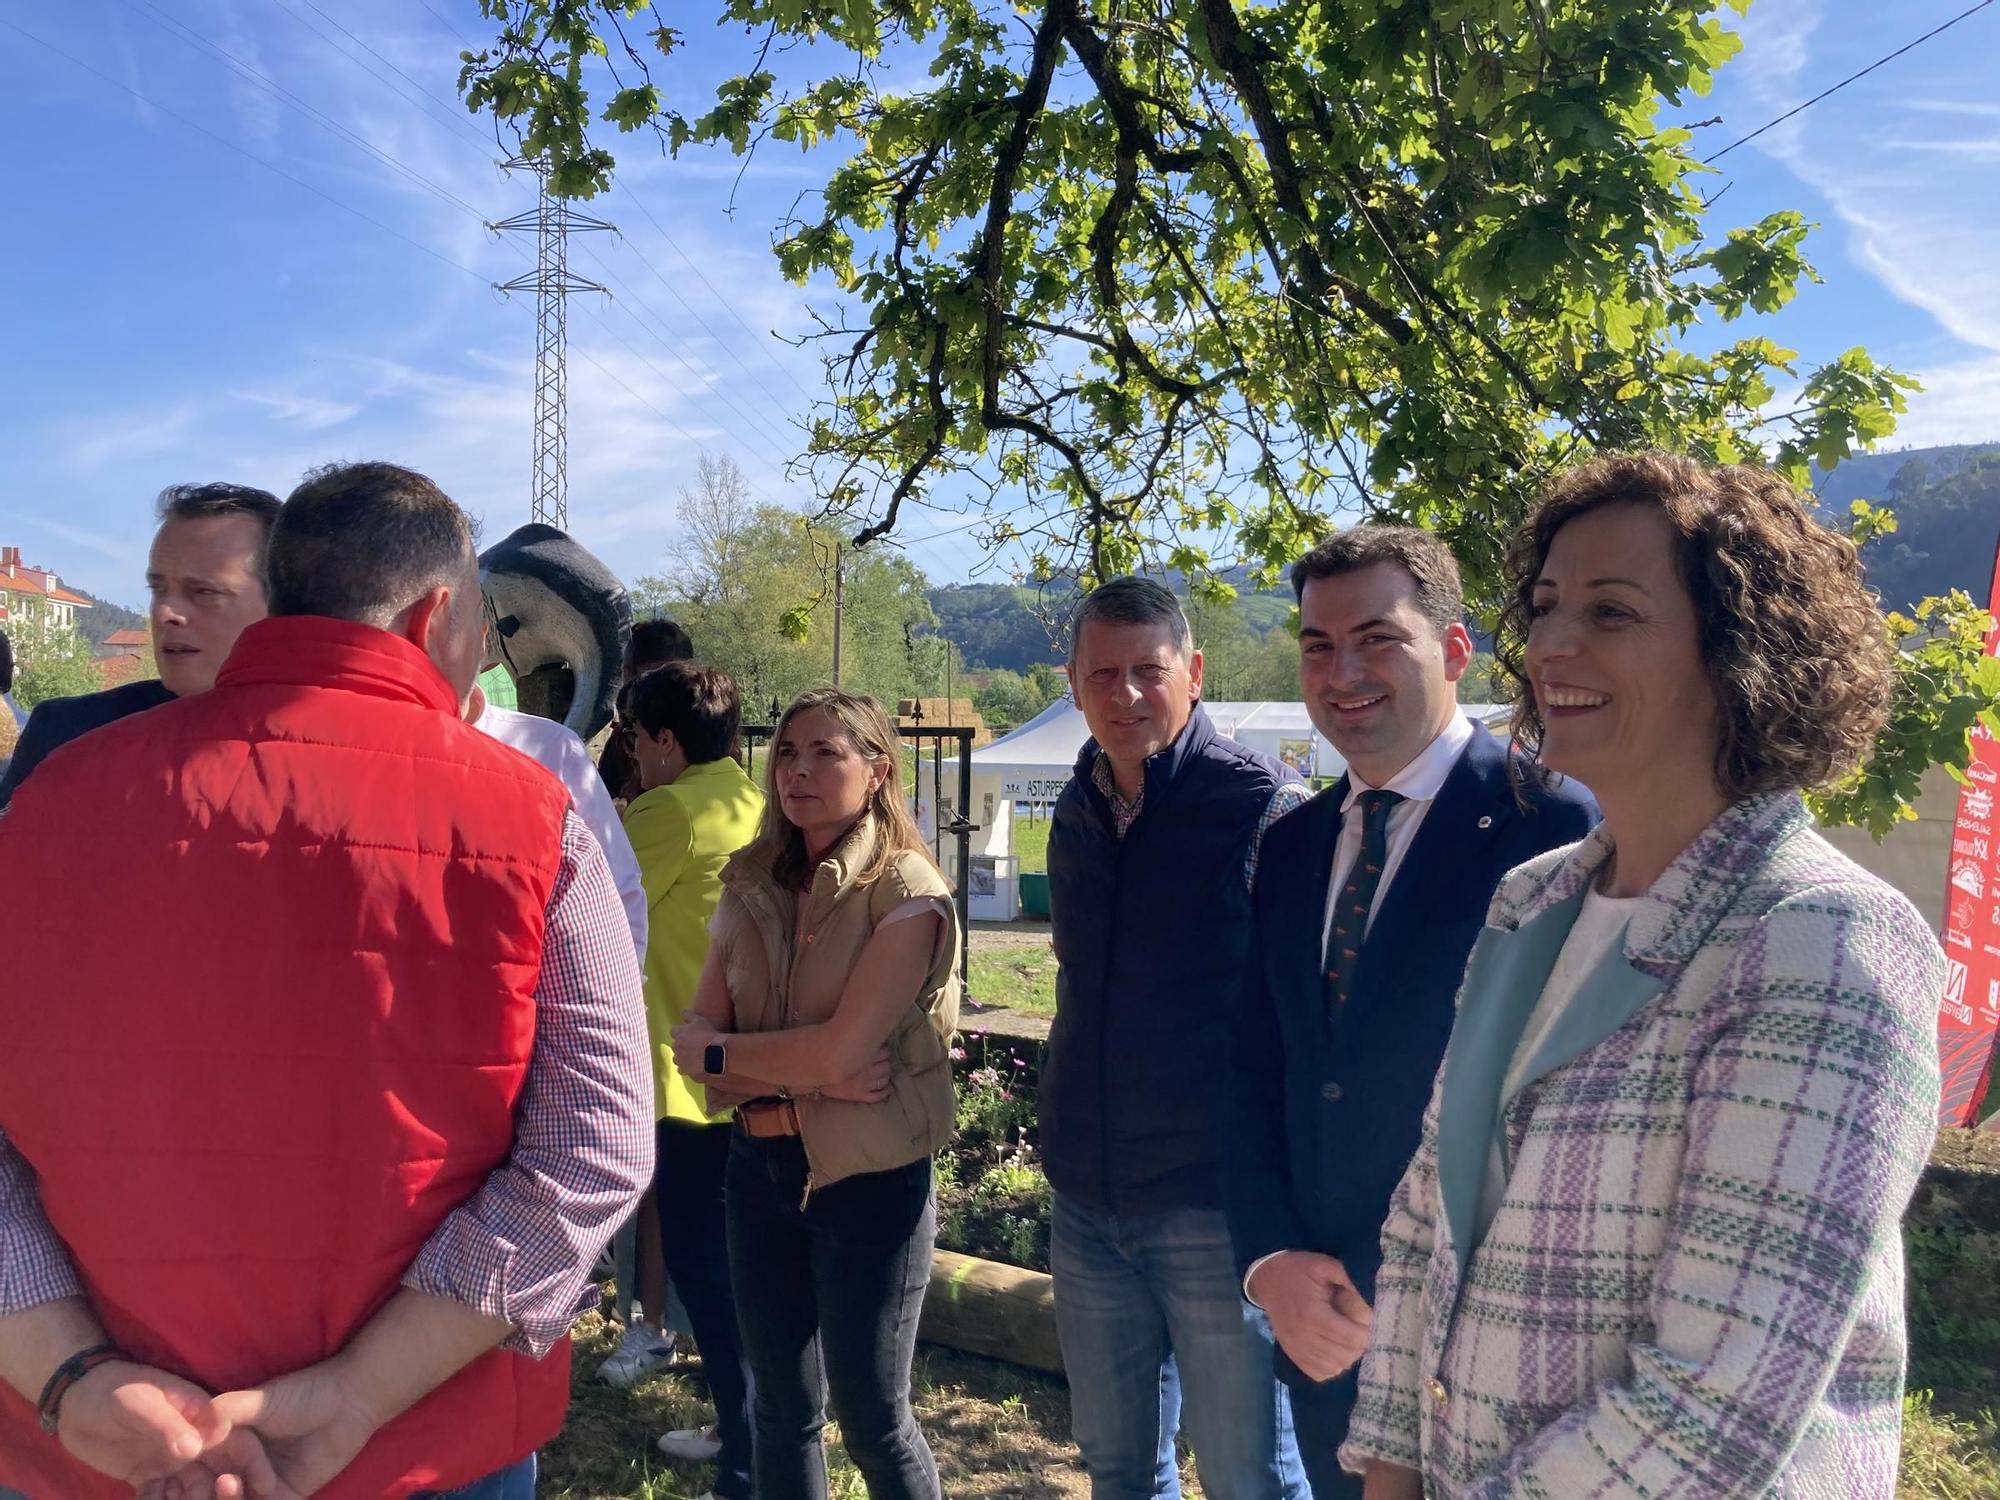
[737,1099,803,1138]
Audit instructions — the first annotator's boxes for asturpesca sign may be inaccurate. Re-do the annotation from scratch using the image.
[1939,533,2000,1128]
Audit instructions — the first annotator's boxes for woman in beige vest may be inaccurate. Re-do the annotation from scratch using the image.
[672,688,959,1500]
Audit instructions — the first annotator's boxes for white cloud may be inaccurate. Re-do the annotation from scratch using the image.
[1722,0,2000,455]
[232,391,361,430]
[1878,353,2000,449]
[215,27,284,149]
[60,403,201,473]
[1897,100,2000,119]
[27,517,145,568]
[113,24,160,130]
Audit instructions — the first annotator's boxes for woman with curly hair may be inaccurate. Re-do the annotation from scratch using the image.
[1342,454,1945,1498]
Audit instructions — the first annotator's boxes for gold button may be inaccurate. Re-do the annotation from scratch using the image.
[1427,1376,1448,1408]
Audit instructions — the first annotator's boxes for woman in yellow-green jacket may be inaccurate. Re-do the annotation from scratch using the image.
[622,661,765,1500]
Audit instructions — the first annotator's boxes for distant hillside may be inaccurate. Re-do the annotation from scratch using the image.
[71,589,146,648]
[928,568,1295,671]
[927,583,1073,672]
[1816,443,2000,610]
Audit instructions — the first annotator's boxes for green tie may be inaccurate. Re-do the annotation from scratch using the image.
[1324,789,1403,1012]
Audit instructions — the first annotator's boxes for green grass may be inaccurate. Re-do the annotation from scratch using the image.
[1899,1392,2000,1499]
[1009,812,1050,874]
[967,946,1059,1016]
[544,1304,1091,1497]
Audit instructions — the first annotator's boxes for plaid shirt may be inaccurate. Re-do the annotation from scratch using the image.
[1091,749,1309,889]
[0,808,652,1359]
[1342,794,1944,1497]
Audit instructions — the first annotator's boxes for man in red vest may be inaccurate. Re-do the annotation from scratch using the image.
[0,462,653,1499]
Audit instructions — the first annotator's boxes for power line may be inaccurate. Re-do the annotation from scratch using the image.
[275,0,499,155]
[145,0,811,503]
[572,290,800,491]
[249,3,813,482]
[611,185,823,407]
[21,8,891,545]
[393,0,821,408]
[568,336,781,479]
[570,244,803,467]
[345,0,824,412]
[123,0,490,222]
[1705,0,1995,162]
[7,14,812,523]
[905,500,1043,543]
[415,0,482,54]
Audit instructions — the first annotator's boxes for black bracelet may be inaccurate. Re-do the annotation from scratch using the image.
[37,1342,121,1435]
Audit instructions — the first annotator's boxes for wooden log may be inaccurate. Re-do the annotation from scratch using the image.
[920,1249,1064,1374]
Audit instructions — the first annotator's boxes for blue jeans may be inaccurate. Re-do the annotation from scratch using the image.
[1051,1193,1307,1500]
[420,1454,538,1498]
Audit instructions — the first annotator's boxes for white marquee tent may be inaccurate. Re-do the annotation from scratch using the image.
[936,697,1509,917]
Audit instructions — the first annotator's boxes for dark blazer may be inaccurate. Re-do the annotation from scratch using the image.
[1223,728,1597,1332]
[0,678,175,809]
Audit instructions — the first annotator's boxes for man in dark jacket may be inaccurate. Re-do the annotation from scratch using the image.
[0,483,277,809]
[1044,576,1310,1499]
[1223,528,1597,1496]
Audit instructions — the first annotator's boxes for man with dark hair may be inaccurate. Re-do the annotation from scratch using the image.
[0,482,279,808]
[628,617,694,678]
[1044,574,1312,1499]
[1222,526,1597,1495]
[621,661,764,1496]
[598,615,697,802]
[0,461,652,1500]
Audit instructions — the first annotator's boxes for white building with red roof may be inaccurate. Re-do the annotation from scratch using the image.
[0,545,94,639]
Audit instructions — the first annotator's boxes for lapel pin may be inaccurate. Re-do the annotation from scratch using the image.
[1477,815,1493,829]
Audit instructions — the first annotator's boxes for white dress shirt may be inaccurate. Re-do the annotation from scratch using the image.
[473,694,649,961]
[1246,710,1479,1308]
[1319,709,1476,957]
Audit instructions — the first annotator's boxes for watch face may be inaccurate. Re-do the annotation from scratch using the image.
[704,1042,726,1076]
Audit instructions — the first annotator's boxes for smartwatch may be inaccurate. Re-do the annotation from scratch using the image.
[703,1041,727,1077]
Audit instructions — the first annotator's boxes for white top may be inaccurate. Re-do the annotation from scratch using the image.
[471,695,649,961]
[1320,710,1476,955]
[1476,886,1645,1236]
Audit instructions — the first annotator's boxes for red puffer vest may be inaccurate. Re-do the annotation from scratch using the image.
[0,617,574,1499]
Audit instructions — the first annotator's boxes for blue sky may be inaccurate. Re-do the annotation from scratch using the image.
[0,1,1994,609]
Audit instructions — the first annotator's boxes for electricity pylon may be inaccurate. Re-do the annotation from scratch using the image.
[492,158,613,529]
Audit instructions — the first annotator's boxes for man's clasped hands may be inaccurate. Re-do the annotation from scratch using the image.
[45,1343,385,1499]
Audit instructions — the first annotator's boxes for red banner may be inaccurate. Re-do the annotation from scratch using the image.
[1939,534,2000,1129]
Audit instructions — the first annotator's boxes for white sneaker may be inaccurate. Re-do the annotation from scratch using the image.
[656,1424,723,1461]
[594,1323,677,1388]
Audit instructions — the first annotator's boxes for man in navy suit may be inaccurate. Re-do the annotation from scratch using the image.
[1224,527,1597,1496]
[0,483,276,810]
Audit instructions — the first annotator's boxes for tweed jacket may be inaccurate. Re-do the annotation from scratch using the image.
[1341,792,1944,1498]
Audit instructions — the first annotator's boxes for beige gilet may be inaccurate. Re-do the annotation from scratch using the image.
[707,816,960,1189]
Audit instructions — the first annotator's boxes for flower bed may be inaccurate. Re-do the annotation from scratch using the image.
[940,1036,1052,1273]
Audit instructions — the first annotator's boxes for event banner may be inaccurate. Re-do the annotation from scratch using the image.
[1939,534,2000,1128]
